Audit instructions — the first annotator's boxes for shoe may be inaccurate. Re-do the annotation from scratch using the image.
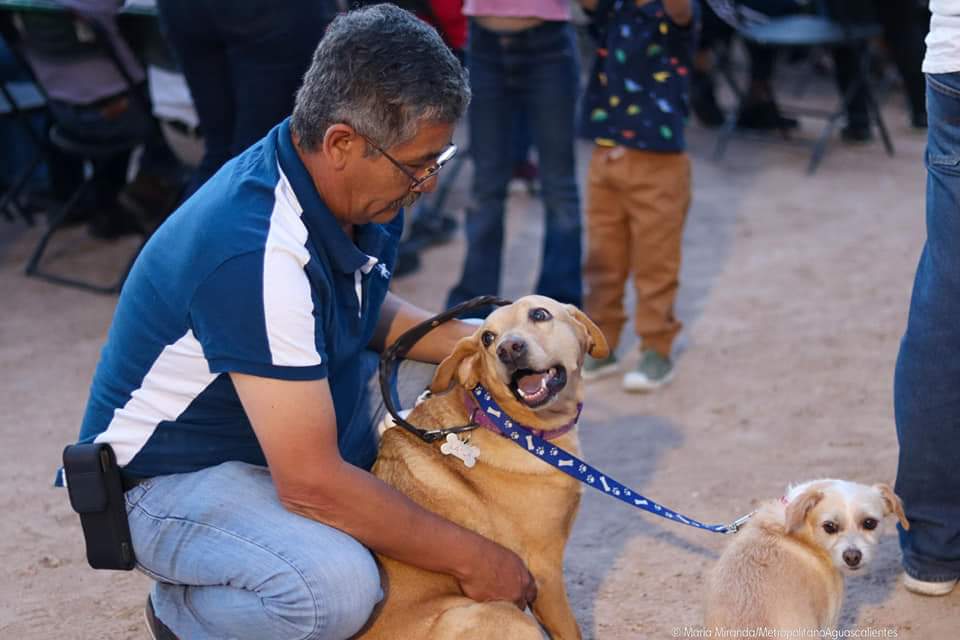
[144,595,179,640]
[841,124,873,143]
[87,204,143,240]
[622,349,674,392]
[903,573,958,597]
[736,100,799,131]
[582,353,620,381]
[117,174,182,234]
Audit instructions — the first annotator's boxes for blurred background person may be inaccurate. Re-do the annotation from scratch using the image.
[446,0,584,317]
[155,0,338,196]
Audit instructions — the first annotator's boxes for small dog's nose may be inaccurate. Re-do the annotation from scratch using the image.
[843,548,862,567]
[497,337,527,366]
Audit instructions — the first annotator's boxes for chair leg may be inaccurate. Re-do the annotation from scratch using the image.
[865,87,895,157]
[0,150,42,225]
[808,114,843,175]
[25,180,92,277]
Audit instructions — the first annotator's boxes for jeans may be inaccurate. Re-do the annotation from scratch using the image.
[893,72,960,583]
[125,358,435,639]
[447,21,583,314]
[155,0,336,196]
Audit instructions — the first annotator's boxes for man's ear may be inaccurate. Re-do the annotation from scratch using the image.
[322,124,360,171]
[565,305,610,359]
[785,489,824,535]
[430,335,481,393]
[875,483,910,530]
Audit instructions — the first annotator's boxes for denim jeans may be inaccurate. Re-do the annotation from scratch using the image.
[447,21,583,314]
[125,358,435,639]
[155,0,336,196]
[893,72,960,583]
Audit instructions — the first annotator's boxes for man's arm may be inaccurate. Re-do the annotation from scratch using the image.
[231,372,537,608]
[369,291,475,363]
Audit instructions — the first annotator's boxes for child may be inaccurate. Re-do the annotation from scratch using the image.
[579,0,697,391]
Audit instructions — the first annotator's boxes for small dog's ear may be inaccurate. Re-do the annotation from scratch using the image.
[565,305,610,359]
[431,335,481,393]
[875,483,910,530]
[785,489,824,535]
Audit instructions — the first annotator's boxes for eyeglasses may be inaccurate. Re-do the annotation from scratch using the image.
[359,133,457,190]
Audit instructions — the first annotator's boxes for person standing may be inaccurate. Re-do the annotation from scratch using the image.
[155,0,339,196]
[893,0,960,598]
[446,0,583,317]
[578,0,696,391]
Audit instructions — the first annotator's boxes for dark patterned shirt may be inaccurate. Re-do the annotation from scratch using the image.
[579,0,698,153]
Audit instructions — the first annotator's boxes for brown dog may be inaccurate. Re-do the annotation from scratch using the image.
[704,479,909,633]
[358,295,609,640]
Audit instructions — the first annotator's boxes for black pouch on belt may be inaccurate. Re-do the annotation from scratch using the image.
[62,443,136,570]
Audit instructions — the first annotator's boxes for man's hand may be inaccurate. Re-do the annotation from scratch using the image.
[457,539,538,609]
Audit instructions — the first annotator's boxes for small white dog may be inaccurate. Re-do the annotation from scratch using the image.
[705,479,909,632]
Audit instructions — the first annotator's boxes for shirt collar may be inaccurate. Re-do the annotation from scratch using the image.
[273,118,394,274]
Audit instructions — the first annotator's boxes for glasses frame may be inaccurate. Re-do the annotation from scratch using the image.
[359,133,457,190]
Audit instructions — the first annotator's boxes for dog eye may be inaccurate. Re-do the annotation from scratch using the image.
[481,331,496,347]
[822,521,839,534]
[862,518,878,530]
[529,307,552,322]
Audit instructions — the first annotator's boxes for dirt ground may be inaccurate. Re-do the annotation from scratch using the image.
[2,92,959,638]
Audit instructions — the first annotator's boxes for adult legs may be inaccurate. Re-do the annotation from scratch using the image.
[446,21,513,314]
[894,72,960,586]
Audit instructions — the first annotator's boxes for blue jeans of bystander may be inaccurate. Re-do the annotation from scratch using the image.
[447,21,583,314]
[894,72,960,584]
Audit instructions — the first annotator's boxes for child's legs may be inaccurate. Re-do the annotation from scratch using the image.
[584,146,630,352]
[624,150,691,356]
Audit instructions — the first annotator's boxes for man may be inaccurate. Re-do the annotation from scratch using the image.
[64,5,536,638]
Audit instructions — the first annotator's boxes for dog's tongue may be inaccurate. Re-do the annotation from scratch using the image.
[518,372,548,395]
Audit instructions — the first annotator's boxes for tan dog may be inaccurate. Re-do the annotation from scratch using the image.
[704,479,909,632]
[359,295,609,640]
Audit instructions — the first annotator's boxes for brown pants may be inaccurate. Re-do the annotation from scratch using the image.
[584,146,691,356]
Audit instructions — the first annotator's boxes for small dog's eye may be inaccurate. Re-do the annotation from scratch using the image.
[481,331,496,347]
[862,518,878,531]
[529,307,552,322]
[822,521,839,535]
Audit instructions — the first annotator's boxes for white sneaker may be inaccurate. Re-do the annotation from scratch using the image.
[903,573,958,596]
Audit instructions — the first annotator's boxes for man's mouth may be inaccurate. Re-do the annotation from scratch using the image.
[510,365,567,408]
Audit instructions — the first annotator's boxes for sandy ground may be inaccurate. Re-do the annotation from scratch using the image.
[2,88,959,638]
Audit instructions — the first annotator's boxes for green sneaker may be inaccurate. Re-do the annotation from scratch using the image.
[582,353,620,381]
[623,349,674,392]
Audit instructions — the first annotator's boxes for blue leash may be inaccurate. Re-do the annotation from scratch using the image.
[469,384,751,535]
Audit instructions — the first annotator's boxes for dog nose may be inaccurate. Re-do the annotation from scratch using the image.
[497,337,527,366]
[843,548,862,567]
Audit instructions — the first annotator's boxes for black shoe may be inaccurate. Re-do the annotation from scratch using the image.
[737,100,799,131]
[145,596,178,640]
[910,110,927,130]
[691,70,725,128]
[840,124,873,143]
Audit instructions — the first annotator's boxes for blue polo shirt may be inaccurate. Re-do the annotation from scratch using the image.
[62,118,402,484]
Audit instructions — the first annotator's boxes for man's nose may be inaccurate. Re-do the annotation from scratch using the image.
[497,337,527,366]
[843,548,862,567]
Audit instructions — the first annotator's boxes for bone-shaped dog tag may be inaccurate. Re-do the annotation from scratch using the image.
[440,433,480,468]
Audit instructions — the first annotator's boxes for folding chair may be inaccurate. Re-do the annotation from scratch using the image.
[0,76,45,225]
[10,8,152,294]
[707,0,894,174]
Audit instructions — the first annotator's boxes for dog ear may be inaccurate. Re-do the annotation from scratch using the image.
[785,489,824,535]
[875,483,910,530]
[565,305,610,359]
[430,335,481,393]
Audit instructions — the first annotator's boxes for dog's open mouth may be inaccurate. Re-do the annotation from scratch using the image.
[510,366,567,408]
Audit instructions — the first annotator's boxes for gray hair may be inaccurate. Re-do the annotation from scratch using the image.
[291,3,470,153]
